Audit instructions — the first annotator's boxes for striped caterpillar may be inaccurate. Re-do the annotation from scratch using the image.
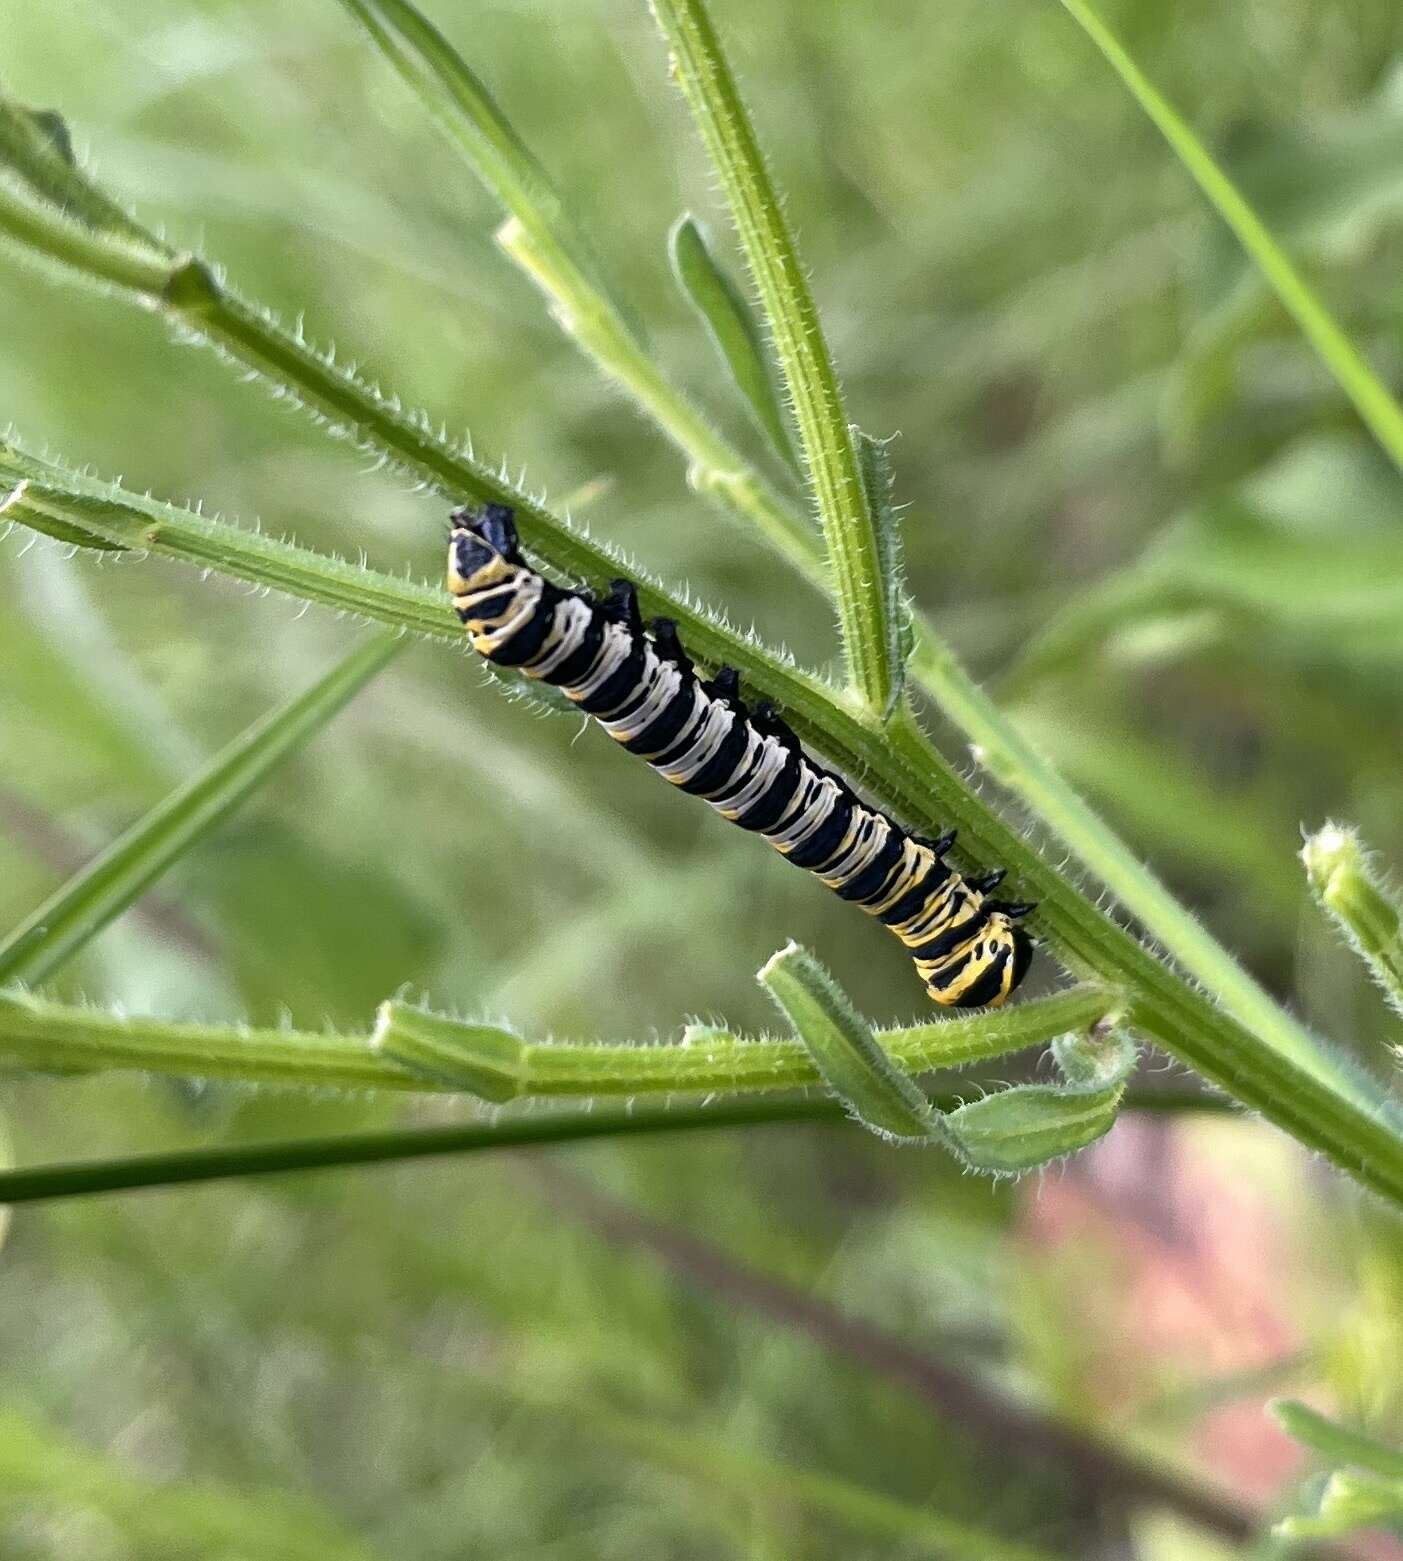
[448,504,1035,1008]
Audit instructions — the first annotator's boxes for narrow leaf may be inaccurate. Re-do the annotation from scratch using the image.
[1056,0,1403,475]
[1271,1400,1403,1480]
[0,97,156,245]
[669,213,797,472]
[0,634,402,988]
[758,942,937,1141]
[1302,825,1403,1020]
[856,429,913,718]
[372,1001,525,1101]
[649,0,894,715]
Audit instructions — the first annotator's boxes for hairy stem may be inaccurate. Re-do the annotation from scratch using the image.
[0,984,1113,1100]
[648,0,893,715]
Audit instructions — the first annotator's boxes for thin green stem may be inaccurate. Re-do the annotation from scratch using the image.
[496,219,820,584]
[1056,0,1403,475]
[0,1083,1231,1208]
[0,634,401,988]
[0,175,168,294]
[0,984,1113,1100]
[648,0,892,714]
[0,1101,846,1206]
[326,0,819,578]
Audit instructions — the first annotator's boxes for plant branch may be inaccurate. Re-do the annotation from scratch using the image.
[0,984,1114,1100]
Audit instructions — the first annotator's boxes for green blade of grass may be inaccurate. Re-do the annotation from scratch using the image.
[0,1073,1217,1207]
[0,1101,853,1204]
[648,0,894,716]
[0,633,401,988]
[1055,0,1403,474]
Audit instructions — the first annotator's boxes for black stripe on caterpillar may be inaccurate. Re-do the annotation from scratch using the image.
[448,503,1035,1008]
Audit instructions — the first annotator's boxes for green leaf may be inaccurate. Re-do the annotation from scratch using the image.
[1271,1399,1403,1480]
[941,1025,1134,1176]
[758,942,937,1141]
[0,634,402,989]
[372,1002,526,1102]
[669,213,798,472]
[855,429,913,719]
[1055,0,1403,475]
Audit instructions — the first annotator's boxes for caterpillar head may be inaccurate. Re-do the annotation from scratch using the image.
[448,503,522,594]
[928,915,1035,1009]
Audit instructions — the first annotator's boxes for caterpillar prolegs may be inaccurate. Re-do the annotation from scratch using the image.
[448,504,1036,1008]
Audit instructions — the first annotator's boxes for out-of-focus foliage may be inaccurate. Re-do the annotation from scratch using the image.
[2,0,1402,1555]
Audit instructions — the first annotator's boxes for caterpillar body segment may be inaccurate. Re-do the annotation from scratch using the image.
[448,504,1035,1008]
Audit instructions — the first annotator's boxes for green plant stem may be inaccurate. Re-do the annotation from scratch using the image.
[908,640,1363,1098]
[6,451,1402,1205]
[0,985,1113,1099]
[0,634,401,988]
[495,218,819,583]
[648,0,892,715]
[0,1080,1230,1208]
[1055,0,1403,475]
[0,1101,845,1205]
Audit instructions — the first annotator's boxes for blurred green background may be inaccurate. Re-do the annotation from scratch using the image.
[2,0,1402,1555]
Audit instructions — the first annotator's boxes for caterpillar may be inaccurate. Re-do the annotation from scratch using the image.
[447,503,1036,1008]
